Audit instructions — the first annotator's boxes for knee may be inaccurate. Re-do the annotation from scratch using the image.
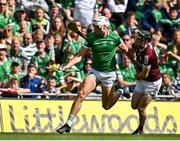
[131,103,138,110]
[77,91,86,101]
[102,104,110,110]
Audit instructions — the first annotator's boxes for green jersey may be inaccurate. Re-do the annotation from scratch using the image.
[0,59,12,83]
[31,53,50,77]
[0,13,13,29]
[117,64,136,82]
[85,31,122,72]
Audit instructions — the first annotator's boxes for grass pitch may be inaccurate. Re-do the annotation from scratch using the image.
[0,133,179,140]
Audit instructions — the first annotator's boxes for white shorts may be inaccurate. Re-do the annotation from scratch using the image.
[87,68,117,87]
[135,77,162,97]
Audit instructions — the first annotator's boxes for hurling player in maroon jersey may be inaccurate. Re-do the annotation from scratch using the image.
[128,30,162,134]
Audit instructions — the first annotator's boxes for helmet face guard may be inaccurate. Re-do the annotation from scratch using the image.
[134,30,152,51]
[92,16,110,27]
[136,30,152,43]
[92,16,110,36]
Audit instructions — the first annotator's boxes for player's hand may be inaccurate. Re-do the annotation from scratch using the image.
[62,65,70,71]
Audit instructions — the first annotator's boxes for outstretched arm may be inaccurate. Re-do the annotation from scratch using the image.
[116,41,141,72]
[116,42,128,54]
[125,48,141,73]
[63,47,88,70]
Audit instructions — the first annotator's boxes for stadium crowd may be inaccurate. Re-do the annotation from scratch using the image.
[0,0,179,100]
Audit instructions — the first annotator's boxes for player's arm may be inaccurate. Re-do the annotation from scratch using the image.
[125,48,141,72]
[135,52,151,80]
[116,42,128,54]
[136,64,150,79]
[63,47,88,70]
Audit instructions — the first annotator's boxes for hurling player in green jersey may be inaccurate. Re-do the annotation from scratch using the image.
[56,16,129,134]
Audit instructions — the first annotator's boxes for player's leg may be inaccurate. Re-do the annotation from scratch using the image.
[132,78,162,135]
[131,80,145,134]
[132,94,152,135]
[101,85,123,110]
[69,75,96,115]
[56,74,96,133]
[131,91,143,110]
[131,80,144,110]
[99,71,123,110]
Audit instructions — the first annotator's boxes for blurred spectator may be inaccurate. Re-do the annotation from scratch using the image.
[7,0,15,16]
[170,73,180,99]
[125,0,139,13]
[0,78,30,97]
[20,63,45,98]
[21,32,37,63]
[73,0,96,27]
[0,44,12,85]
[30,39,50,77]
[60,0,74,23]
[102,8,116,31]
[45,60,66,88]
[63,20,86,70]
[49,15,66,37]
[49,4,63,21]
[117,33,134,65]
[21,0,49,15]
[159,52,175,79]
[133,0,147,21]
[8,61,25,82]
[169,1,179,10]
[107,0,129,26]
[158,73,173,97]
[80,57,92,79]
[166,29,180,72]
[141,0,168,34]
[0,0,13,30]
[81,26,88,37]
[45,34,55,61]
[33,29,44,43]
[151,32,167,59]
[160,7,180,43]
[122,33,133,49]
[116,55,136,93]
[43,77,61,99]
[15,20,29,42]
[3,24,14,47]
[13,7,31,35]
[117,11,139,37]
[63,53,82,98]
[54,33,65,64]
[9,37,29,73]
[31,6,50,34]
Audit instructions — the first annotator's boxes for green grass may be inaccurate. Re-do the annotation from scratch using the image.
[0,133,179,140]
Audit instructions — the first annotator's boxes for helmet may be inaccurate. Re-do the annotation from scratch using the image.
[136,30,152,43]
[92,16,110,27]
[133,30,152,51]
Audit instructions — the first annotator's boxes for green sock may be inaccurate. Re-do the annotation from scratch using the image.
[67,115,75,127]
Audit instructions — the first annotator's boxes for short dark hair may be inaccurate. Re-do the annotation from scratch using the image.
[11,61,20,67]
[28,63,37,69]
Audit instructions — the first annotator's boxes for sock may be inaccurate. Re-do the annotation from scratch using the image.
[138,125,143,131]
[67,115,75,127]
